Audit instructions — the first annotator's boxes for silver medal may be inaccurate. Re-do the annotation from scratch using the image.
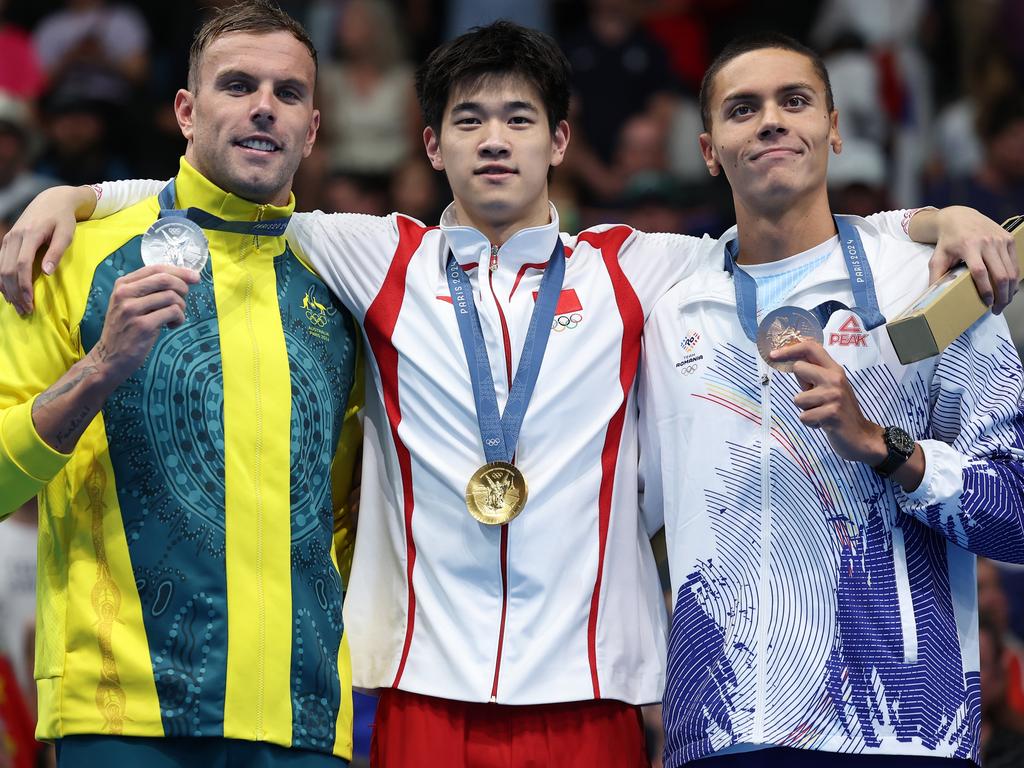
[756,306,823,372]
[141,217,209,272]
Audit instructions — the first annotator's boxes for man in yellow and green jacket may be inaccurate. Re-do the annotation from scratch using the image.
[0,3,358,765]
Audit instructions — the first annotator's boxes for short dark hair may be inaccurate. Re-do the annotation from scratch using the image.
[188,0,317,92]
[415,21,570,134]
[699,32,834,131]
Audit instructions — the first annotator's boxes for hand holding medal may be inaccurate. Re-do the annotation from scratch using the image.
[729,216,886,375]
[756,306,823,372]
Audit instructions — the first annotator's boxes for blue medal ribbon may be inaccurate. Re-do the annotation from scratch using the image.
[724,215,886,342]
[157,179,291,237]
[446,240,565,464]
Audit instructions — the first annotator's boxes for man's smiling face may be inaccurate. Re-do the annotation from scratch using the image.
[699,47,840,212]
[177,30,319,206]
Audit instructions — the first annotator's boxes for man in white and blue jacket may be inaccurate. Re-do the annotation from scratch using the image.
[639,32,1024,768]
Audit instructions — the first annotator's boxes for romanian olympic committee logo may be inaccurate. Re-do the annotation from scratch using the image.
[552,312,583,332]
[681,330,701,352]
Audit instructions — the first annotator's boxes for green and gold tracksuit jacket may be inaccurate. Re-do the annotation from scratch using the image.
[0,159,358,759]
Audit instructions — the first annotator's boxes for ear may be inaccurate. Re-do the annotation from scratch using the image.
[302,108,320,159]
[549,119,571,168]
[174,88,195,142]
[828,108,842,155]
[698,132,721,177]
[423,125,445,171]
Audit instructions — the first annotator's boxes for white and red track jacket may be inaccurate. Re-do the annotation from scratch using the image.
[93,181,919,705]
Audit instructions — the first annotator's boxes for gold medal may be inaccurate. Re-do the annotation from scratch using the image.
[465,461,528,525]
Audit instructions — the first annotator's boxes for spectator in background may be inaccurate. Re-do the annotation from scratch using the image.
[827,138,891,218]
[323,170,391,217]
[926,90,1024,226]
[642,0,709,95]
[979,617,1024,768]
[0,93,57,236]
[0,498,41,768]
[388,158,447,225]
[811,0,933,206]
[618,171,729,239]
[444,0,551,40]
[562,0,679,205]
[0,0,45,100]
[32,0,149,108]
[33,91,130,187]
[318,0,418,177]
[978,557,1024,716]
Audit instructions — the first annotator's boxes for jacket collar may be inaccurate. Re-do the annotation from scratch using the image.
[169,157,294,254]
[683,215,883,307]
[439,201,561,270]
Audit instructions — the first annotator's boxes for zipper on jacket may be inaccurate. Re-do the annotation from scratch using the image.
[486,241,511,700]
[890,523,919,664]
[753,365,772,742]
[246,205,268,738]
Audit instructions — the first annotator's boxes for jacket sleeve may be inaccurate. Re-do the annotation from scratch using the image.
[894,312,1024,563]
[863,209,921,241]
[93,179,168,218]
[0,251,79,518]
[330,337,365,586]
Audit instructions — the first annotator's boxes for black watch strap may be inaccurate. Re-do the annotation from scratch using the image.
[872,426,916,478]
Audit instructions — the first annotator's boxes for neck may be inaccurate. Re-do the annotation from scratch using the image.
[733,190,836,265]
[184,148,290,207]
[452,197,552,246]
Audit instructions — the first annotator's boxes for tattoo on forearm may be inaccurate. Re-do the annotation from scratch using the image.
[32,363,100,414]
[31,341,111,452]
[53,405,95,450]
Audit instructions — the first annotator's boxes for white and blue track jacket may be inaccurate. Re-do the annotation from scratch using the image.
[639,216,1024,767]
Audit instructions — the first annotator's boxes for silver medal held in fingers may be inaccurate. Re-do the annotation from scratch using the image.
[141,217,209,272]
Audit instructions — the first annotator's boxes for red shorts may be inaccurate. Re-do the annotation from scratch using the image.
[371,689,649,768]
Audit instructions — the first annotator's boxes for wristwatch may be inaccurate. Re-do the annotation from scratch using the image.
[872,426,916,477]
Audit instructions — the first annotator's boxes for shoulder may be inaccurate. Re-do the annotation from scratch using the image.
[849,216,934,313]
[72,196,158,255]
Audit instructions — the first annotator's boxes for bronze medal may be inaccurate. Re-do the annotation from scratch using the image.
[465,461,528,525]
[756,306,823,372]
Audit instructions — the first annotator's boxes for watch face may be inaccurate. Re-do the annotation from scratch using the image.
[887,427,915,458]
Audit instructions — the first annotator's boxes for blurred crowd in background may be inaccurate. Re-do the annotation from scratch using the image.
[2,1,1024,766]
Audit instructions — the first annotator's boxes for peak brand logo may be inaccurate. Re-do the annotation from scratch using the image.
[829,315,869,347]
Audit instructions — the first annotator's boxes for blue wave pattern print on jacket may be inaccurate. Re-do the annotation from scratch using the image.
[661,321,1024,768]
